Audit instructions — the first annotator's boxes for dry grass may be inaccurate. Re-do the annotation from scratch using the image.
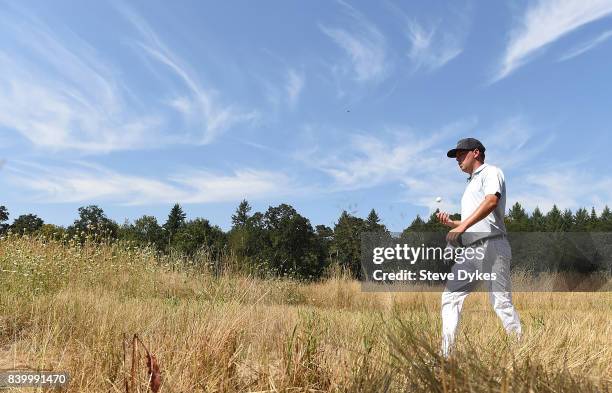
[0,235,610,392]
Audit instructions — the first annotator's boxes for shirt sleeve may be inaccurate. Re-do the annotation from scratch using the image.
[482,167,504,197]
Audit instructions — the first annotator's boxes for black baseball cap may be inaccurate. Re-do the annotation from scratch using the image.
[446,138,486,158]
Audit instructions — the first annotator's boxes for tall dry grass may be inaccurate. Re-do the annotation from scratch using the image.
[0,235,610,392]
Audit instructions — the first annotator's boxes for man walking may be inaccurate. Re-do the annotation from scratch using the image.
[436,138,522,357]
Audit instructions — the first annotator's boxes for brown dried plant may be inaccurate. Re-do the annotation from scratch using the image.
[124,333,162,393]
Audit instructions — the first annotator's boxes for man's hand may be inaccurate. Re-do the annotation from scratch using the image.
[446,224,467,244]
[436,211,458,228]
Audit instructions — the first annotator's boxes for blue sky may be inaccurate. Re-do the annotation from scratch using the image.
[1,0,612,231]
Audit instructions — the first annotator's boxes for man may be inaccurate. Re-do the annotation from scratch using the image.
[436,137,521,357]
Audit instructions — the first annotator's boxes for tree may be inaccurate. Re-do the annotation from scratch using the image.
[69,205,118,241]
[315,225,333,238]
[365,209,387,233]
[228,200,254,265]
[172,218,227,259]
[315,224,334,269]
[136,216,164,246]
[508,202,528,221]
[403,215,426,233]
[119,215,165,250]
[39,224,66,240]
[331,211,367,278]
[11,214,44,235]
[544,205,563,232]
[599,206,612,231]
[0,205,9,234]
[261,204,325,278]
[561,209,574,231]
[588,207,599,231]
[230,204,326,278]
[530,207,545,231]
[241,211,268,262]
[506,202,529,231]
[573,208,589,231]
[231,199,252,228]
[163,203,186,245]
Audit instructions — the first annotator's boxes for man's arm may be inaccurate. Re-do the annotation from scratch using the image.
[446,194,499,241]
[457,194,499,230]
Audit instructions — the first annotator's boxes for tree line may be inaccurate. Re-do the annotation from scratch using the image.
[1,201,611,279]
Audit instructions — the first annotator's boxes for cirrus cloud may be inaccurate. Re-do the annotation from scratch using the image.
[495,0,612,81]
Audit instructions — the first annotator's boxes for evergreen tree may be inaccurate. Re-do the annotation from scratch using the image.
[365,209,387,233]
[231,199,252,228]
[530,207,545,231]
[331,211,367,278]
[11,214,44,235]
[544,205,563,232]
[163,203,186,245]
[404,215,426,233]
[588,207,599,230]
[228,210,268,270]
[508,202,528,221]
[228,200,254,263]
[0,205,9,234]
[574,208,589,231]
[507,202,529,231]
[561,209,574,231]
[599,206,612,231]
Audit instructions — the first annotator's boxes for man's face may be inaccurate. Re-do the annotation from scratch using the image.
[456,149,477,173]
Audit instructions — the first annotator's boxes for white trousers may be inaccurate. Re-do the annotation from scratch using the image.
[441,236,522,357]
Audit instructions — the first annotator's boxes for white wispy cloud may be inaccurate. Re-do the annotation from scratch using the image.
[296,119,477,214]
[7,161,294,205]
[117,5,259,145]
[171,169,291,204]
[0,11,162,153]
[511,167,612,213]
[294,116,611,217]
[0,5,259,152]
[558,29,612,61]
[482,116,555,170]
[496,0,612,81]
[319,2,388,82]
[405,19,463,71]
[383,2,467,73]
[286,69,305,108]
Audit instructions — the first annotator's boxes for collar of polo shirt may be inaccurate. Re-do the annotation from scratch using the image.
[467,162,489,181]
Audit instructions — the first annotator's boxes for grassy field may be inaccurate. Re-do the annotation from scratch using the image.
[0,236,610,392]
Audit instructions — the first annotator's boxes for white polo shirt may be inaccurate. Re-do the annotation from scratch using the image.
[461,163,507,242]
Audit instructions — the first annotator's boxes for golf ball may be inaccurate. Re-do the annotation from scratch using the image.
[435,197,442,203]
